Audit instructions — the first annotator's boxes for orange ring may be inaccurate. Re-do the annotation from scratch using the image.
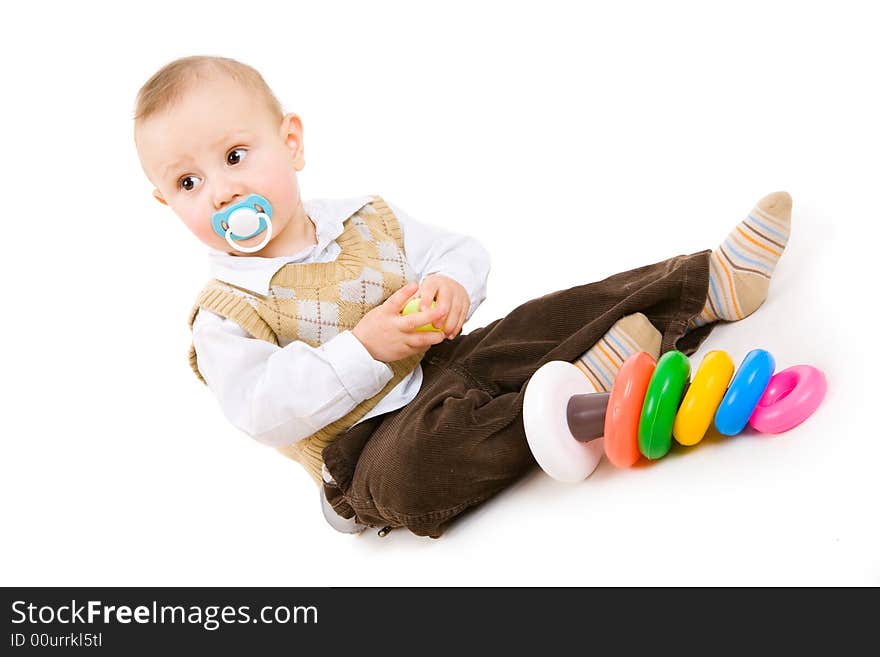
[603,351,656,467]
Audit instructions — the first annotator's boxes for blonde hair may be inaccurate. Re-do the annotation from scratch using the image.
[134,55,283,123]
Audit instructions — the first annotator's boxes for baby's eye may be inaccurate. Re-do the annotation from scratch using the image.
[179,175,202,192]
[227,148,248,166]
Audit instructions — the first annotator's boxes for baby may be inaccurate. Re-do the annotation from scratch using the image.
[134,56,792,538]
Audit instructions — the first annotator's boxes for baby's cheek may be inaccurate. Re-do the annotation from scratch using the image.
[191,221,215,243]
[261,167,299,215]
[185,212,226,249]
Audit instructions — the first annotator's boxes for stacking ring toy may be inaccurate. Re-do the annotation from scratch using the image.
[522,361,607,482]
[749,365,827,433]
[603,352,656,468]
[638,350,691,459]
[673,351,735,446]
[522,347,825,482]
[714,349,775,436]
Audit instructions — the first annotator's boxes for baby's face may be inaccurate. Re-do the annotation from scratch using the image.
[136,75,304,253]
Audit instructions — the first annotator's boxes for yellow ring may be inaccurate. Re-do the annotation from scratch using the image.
[672,350,734,446]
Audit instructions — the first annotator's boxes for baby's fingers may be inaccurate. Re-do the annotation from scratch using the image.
[405,328,447,349]
[399,305,447,332]
[417,278,441,311]
[384,282,420,312]
[445,300,467,339]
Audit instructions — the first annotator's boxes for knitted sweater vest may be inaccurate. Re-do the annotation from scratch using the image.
[188,196,422,484]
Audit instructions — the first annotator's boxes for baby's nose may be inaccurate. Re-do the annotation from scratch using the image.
[213,189,243,211]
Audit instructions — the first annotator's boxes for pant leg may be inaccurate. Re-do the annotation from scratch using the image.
[324,359,527,537]
[435,250,714,394]
[323,250,714,537]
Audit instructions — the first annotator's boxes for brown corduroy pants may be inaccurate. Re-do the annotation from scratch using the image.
[322,250,716,537]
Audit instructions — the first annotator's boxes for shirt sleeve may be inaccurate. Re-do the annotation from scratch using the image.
[389,201,491,321]
[191,309,394,447]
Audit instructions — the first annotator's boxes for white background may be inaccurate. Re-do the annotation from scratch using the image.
[1,0,877,586]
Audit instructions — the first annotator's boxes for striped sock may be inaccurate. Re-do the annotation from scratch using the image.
[689,191,792,328]
[573,313,661,392]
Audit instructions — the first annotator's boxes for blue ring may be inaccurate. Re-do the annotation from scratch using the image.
[714,349,775,436]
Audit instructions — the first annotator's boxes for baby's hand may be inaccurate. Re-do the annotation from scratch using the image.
[415,274,470,339]
[352,282,448,363]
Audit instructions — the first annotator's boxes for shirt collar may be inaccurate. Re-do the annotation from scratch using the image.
[206,195,373,295]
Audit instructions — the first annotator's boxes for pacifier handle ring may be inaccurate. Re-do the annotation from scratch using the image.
[225,212,272,253]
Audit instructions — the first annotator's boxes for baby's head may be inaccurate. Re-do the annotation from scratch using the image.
[134,56,306,254]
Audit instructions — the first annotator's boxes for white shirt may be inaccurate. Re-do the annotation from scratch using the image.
[191,196,491,448]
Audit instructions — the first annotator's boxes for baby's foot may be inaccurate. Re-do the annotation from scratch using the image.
[574,313,661,392]
[690,191,792,328]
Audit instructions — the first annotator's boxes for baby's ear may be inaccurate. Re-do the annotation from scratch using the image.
[152,189,168,206]
[280,113,305,171]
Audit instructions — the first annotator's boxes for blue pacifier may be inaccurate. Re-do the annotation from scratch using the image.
[211,193,273,253]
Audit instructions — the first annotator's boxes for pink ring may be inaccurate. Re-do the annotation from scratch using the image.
[748,365,826,434]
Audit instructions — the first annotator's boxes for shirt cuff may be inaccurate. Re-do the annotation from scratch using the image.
[320,330,394,403]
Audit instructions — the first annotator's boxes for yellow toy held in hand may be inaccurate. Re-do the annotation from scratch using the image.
[401,297,445,332]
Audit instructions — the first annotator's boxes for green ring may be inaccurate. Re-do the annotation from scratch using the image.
[638,350,691,460]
